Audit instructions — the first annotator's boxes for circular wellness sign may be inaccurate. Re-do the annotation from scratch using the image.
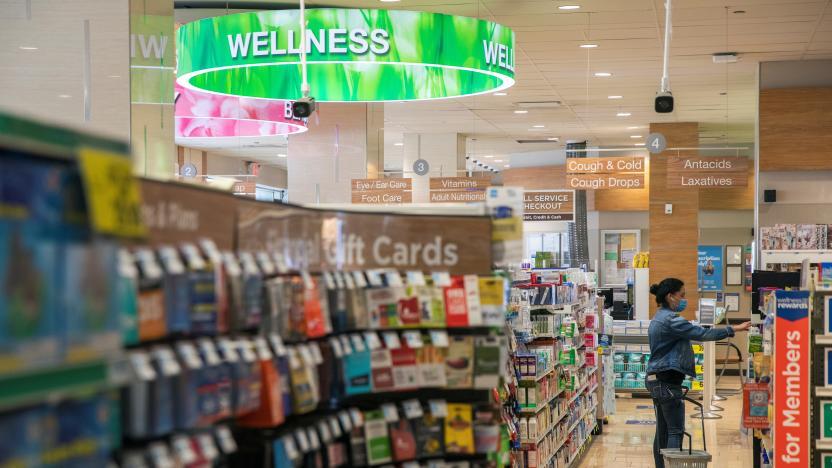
[177,9,515,102]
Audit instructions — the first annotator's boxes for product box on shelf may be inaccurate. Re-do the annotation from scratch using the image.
[444,276,470,327]
[474,336,503,389]
[444,403,474,454]
[445,335,475,388]
[479,276,508,326]
[363,409,393,465]
[159,245,191,335]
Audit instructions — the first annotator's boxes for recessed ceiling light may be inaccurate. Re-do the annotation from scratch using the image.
[630,135,642,138]
[634,143,646,146]
[58,94,71,98]
[394,142,404,146]
[558,5,581,10]
[494,159,504,163]
[547,137,559,141]
[617,112,632,117]
[493,92,507,96]
[19,46,38,50]
[594,72,612,77]
[277,153,287,157]
[608,95,623,99]
[484,155,494,158]
[580,43,599,49]
[108,75,121,79]
[627,126,641,129]
[504,164,511,168]
[533,124,545,128]
[514,110,529,114]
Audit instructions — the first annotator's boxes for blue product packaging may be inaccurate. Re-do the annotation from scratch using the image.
[269,334,294,418]
[175,342,204,430]
[0,155,63,371]
[239,252,264,330]
[118,249,141,346]
[159,246,191,335]
[122,351,157,439]
[52,393,113,468]
[198,338,233,423]
[181,244,217,335]
[0,404,46,467]
[149,346,181,437]
[342,342,372,395]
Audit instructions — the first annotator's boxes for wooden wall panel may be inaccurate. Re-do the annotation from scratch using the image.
[649,122,700,319]
[501,165,567,189]
[760,87,832,171]
[593,158,650,211]
[698,165,755,210]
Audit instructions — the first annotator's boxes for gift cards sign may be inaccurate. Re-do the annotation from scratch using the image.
[774,290,810,466]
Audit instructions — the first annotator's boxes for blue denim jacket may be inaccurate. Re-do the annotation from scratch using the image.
[646,307,735,378]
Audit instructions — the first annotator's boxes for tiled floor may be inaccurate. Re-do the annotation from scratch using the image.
[577,380,754,467]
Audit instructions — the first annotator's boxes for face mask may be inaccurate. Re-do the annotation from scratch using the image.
[674,298,688,313]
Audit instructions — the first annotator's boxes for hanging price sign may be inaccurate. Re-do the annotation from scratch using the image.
[78,147,146,237]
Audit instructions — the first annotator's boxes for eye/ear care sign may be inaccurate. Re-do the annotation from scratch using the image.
[774,290,810,467]
[236,200,492,274]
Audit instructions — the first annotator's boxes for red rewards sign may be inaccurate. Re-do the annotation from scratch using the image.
[774,290,810,466]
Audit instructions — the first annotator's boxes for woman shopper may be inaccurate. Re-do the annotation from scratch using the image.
[645,278,751,468]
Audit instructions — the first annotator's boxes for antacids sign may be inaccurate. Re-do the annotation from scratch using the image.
[177,9,515,102]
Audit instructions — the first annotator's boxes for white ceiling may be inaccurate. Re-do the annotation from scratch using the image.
[177,0,832,169]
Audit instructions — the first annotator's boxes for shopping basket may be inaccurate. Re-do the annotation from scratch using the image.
[660,388,712,468]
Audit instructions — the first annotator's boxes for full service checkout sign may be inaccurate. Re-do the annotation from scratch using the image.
[774,290,810,467]
[565,156,646,190]
[523,190,575,221]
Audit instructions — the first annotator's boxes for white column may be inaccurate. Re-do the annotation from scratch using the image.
[400,133,467,203]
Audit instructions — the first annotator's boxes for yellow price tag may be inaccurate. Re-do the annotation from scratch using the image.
[692,381,703,391]
[78,148,146,238]
[692,345,704,354]
[695,365,704,375]
[492,217,523,242]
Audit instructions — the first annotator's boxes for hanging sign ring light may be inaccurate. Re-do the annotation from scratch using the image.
[176,9,515,102]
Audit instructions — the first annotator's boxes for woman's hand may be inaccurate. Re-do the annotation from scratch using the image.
[733,321,753,331]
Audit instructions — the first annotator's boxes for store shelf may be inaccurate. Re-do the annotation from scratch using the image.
[0,359,119,411]
[567,381,591,405]
[520,365,557,383]
[612,334,650,345]
[566,431,596,468]
[760,249,832,265]
[816,335,832,345]
[816,386,832,398]
[519,388,565,414]
[550,403,598,458]
[816,439,832,451]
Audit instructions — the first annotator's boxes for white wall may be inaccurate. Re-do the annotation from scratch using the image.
[758,171,832,225]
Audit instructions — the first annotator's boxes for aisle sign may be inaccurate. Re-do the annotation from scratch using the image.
[697,245,723,291]
[351,178,412,205]
[78,148,147,238]
[429,177,490,203]
[565,156,646,190]
[523,190,574,221]
[667,156,749,188]
[774,290,810,467]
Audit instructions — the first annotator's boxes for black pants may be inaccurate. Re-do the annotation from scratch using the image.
[646,378,686,468]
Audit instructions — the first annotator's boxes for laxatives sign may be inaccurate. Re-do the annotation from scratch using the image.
[667,156,749,188]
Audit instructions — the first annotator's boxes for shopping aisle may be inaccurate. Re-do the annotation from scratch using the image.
[577,378,752,468]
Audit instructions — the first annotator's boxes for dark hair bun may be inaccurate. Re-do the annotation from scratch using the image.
[649,284,660,295]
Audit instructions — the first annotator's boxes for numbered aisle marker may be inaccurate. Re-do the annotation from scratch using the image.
[78,147,146,237]
[646,132,667,154]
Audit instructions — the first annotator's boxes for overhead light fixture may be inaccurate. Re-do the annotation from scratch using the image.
[394,142,404,146]
[504,164,511,168]
[617,112,632,117]
[712,52,739,64]
[630,135,642,138]
[19,46,38,50]
[107,75,121,79]
[627,126,641,129]
[533,124,545,128]
[634,143,646,146]
[608,95,623,99]
[517,101,562,108]
[277,153,287,158]
[547,137,559,141]
[558,5,581,10]
[484,155,494,158]
[494,159,504,163]
[514,110,529,114]
[58,94,72,98]
[493,92,507,96]
[594,72,612,77]
[580,43,599,49]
